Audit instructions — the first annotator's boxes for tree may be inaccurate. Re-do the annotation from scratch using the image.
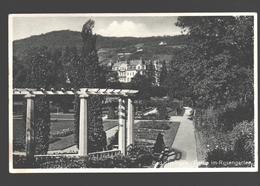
[13,56,29,88]
[74,20,106,152]
[24,47,52,154]
[173,16,254,109]
[159,60,167,87]
[146,61,156,86]
[131,72,152,110]
[173,16,255,164]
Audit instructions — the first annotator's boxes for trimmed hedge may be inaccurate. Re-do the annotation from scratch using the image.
[13,144,154,168]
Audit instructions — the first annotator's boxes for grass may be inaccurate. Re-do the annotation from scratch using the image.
[13,119,75,151]
[13,118,119,151]
[194,130,207,162]
[163,122,180,147]
[48,134,75,151]
[134,121,180,147]
[50,120,74,135]
[103,120,118,131]
[50,113,74,119]
[13,119,25,143]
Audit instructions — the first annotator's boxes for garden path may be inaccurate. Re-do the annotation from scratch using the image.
[143,108,157,116]
[163,107,199,168]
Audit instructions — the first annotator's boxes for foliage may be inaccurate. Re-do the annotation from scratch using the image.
[106,101,118,119]
[169,16,255,166]
[171,16,254,108]
[73,20,106,153]
[130,72,152,102]
[126,144,154,167]
[157,103,169,120]
[159,60,167,87]
[13,56,29,88]
[22,47,54,155]
[146,61,156,86]
[202,120,255,167]
[153,133,165,153]
[13,29,187,65]
[34,97,51,154]
[13,145,154,168]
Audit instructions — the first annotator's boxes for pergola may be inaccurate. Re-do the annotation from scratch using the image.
[13,88,139,157]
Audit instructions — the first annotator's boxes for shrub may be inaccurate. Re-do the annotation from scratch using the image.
[13,155,40,168]
[157,103,169,120]
[13,147,154,168]
[153,133,165,153]
[126,144,154,167]
[205,121,255,167]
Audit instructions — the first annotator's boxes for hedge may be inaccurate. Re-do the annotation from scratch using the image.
[13,144,154,168]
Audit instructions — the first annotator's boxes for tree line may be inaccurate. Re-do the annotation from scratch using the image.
[165,16,254,164]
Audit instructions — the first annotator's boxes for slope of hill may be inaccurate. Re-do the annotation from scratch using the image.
[13,30,187,64]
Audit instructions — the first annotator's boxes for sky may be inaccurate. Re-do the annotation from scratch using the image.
[10,14,183,41]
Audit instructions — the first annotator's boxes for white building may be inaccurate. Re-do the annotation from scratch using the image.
[112,59,146,83]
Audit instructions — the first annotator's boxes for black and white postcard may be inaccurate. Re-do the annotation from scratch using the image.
[9,13,258,173]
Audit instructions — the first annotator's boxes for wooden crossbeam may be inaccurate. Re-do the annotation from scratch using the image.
[13,88,138,97]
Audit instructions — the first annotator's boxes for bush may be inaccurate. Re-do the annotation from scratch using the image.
[153,133,165,153]
[157,103,169,120]
[126,144,154,167]
[13,145,154,168]
[205,121,255,167]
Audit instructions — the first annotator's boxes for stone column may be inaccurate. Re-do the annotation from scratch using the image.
[118,97,126,155]
[79,95,89,155]
[25,94,35,157]
[127,97,134,146]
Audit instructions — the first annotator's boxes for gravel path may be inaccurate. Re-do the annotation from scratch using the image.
[163,107,198,168]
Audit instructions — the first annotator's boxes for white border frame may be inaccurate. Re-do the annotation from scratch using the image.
[9,12,258,173]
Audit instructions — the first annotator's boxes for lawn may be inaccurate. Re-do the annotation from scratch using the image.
[163,122,180,147]
[13,118,75,151]
[48,134,75,151]
[13,119,25,143]
[13,118,119,151]
[50,120,74,135]
[134,121,180,147]
[50,113,74,120]
[103,120,118,131]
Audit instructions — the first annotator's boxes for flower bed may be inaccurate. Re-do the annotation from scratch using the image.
[133,121,172,141]
[138,121,170,130]
[134,128,162,140]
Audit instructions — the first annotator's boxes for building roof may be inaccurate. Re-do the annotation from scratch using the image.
[128,59,143,66]
[113,61,126,67]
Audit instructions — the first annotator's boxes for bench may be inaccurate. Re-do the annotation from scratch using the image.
[153,148,175,168]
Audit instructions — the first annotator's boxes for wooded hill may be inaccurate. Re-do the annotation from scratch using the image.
[13,30,187,65]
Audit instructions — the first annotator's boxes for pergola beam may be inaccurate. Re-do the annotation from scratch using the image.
[13,88,138,97]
